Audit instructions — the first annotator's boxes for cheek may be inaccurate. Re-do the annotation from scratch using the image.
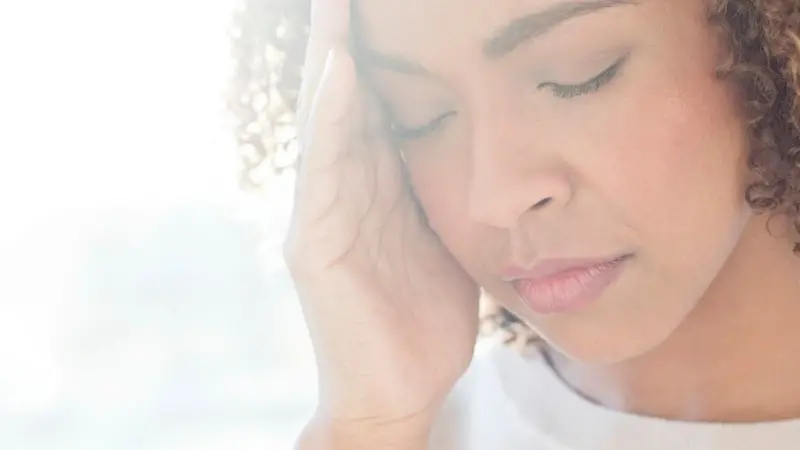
[599,67,750,274]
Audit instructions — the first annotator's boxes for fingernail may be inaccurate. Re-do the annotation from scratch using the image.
[323,48,335,76]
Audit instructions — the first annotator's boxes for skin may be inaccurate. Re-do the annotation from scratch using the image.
[290,1,480,447]
[354,0,800,422]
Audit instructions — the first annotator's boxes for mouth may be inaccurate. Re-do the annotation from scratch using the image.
[503,254,633,315]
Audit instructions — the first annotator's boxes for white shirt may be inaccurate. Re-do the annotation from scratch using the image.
[429,342,800,449]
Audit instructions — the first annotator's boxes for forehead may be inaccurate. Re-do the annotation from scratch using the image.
[355,0,548,54]
[355,0,641,52]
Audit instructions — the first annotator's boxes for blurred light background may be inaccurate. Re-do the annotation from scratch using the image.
[0,1,314,449]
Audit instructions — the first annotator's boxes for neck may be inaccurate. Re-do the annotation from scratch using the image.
[548,214,800,423]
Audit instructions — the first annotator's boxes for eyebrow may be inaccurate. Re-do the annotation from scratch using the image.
[353,0,637,75]
[484,0,637,58]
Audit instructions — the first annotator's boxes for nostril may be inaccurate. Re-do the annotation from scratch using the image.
[532,197,553,209]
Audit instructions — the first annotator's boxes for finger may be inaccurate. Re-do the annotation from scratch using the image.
[293,46,357,218]
[303,46,356,171]
[296,0,351,131]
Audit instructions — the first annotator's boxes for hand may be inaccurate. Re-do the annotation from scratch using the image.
[284,0,480,434]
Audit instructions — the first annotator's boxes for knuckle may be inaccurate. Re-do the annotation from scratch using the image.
[282,232,322,276]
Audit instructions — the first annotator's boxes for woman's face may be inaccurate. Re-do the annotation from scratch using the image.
[357,0,752,363]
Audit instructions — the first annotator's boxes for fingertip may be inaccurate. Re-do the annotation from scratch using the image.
[311,0,351,40]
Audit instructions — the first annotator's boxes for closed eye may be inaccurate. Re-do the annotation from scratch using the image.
[539,54,628,99]
[389,111,456,142]
[386,55,627,141]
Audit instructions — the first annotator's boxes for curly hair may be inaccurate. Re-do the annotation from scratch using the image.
[229,0,800,345]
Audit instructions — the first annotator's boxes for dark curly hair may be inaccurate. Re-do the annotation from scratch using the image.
[229,0,800,346]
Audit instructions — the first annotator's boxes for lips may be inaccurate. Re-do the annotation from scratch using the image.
[504,254,632,315]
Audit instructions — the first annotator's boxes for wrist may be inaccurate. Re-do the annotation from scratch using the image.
[296,410,433,450]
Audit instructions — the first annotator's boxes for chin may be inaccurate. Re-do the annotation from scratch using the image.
[526,307,693,366]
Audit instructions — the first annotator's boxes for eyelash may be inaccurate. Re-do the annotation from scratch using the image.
[540,55,627,99]
[389,55,627,142]
[389,112,455,141]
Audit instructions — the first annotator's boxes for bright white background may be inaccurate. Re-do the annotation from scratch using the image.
[0,2,314,449]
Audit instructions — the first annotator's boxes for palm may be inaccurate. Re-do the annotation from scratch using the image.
[285,0,479,428]
[290,126,480,422]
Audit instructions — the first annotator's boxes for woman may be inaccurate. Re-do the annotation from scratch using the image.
[232,0,800,448]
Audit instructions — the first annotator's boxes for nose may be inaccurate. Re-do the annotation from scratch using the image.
[466,112,573,229]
